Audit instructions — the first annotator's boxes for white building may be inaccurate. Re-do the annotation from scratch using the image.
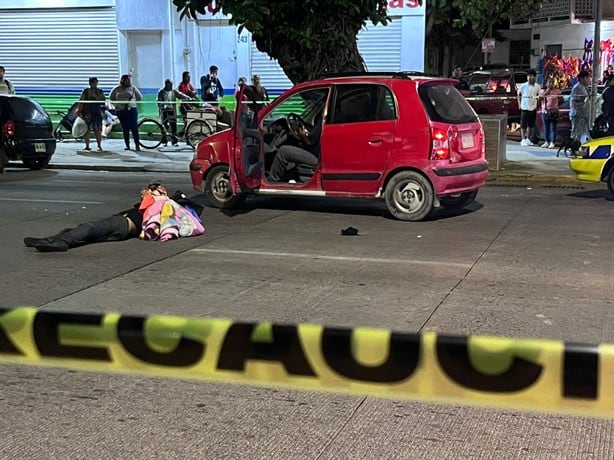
[0,0,426,96]
[490,0,614,74]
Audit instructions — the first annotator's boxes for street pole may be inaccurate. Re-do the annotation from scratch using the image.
[590,0,602,124]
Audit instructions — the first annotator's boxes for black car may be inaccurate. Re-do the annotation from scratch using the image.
[0,95,57,172]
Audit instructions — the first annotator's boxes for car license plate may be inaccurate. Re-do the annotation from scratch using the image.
[461,132,474,149]
[35,143,46,153]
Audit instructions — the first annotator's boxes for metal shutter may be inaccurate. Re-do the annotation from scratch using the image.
[249,41,293,95]
[0,8,119,92]
[357,19,403,72]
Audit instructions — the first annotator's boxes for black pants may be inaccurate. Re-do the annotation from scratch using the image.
[269,145,318,182]
[161,108,178,140]
[56,215,131,248]
[117,108,140,148]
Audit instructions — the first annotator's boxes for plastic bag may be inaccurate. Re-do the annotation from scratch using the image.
[72,116,88,138]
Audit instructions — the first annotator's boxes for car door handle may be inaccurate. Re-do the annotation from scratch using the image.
[368,139,383,145]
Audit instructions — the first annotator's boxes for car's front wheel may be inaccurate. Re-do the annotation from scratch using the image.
[607,167,614,195]
[22,157,50,170]
[385,171,434,221]
[439,190,479,209]
[205,164,246,209]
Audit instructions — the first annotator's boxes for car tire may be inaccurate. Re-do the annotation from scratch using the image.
[439,190,479,209]
[385,170,434,221]
[607,167,614,196]
[22,157,50,170]
[205,164,246,209]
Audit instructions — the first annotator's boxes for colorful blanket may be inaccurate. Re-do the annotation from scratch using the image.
[139,195,205,242]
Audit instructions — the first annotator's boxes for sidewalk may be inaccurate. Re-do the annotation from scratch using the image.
[50,138,194,173]
[48,137,581,184]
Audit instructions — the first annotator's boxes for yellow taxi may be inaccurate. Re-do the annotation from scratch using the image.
[569,136,614,195]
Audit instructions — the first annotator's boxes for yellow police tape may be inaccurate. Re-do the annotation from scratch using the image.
[1,307,612,418]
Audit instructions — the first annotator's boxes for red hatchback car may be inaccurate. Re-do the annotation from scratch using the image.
[189,72,488,221]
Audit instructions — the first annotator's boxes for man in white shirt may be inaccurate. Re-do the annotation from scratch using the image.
[0,66,15,95]
[517,69,541,146]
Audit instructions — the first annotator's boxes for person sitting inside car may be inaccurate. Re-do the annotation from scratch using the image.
[267,115,322,183]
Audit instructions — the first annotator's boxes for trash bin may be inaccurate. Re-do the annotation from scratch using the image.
[479,114,507,171]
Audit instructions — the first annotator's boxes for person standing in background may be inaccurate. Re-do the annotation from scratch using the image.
[251,74,269,110]
[110,74,143,151]
[451,65,470,97]
[76,77,105,152]
[538,77,561,149]
[0,66,15,95]
[200,65,224,103]
[517,69,541,146]
[177,71,197,126]
[157,79,190,146]
[569,70,591,146]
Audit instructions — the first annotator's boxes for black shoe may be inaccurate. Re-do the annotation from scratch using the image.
[35,238,69,252]
[24,237,47,247]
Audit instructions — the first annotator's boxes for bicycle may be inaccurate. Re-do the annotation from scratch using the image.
[137,105,219,150]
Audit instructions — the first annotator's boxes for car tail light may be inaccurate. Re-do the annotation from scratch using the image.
[479,125,486,157]
[3,120,15,137]
[430,127,450,160]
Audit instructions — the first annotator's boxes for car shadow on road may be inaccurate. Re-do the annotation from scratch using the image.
[0,168,58,182]
[567,189,613,201]
[210,196,484,220]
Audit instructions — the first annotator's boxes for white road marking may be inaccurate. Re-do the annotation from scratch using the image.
[0,198,104,204]
[190,248,471,268]
[256,189,326,196]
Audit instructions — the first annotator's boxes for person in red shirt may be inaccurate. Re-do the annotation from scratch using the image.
[177,71,198,125]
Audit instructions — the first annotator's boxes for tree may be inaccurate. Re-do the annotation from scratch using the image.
[425,0,545,74]
[173,0,399,84]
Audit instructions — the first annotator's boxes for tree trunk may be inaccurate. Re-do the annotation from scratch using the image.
[252,23,366,84]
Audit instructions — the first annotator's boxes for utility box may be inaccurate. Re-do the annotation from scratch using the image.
[479,114,507,171]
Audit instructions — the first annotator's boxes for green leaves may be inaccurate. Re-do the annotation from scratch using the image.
[171,0,419,83]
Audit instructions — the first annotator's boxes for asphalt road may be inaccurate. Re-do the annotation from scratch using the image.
[1,169,613,459]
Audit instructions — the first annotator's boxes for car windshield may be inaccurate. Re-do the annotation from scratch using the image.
[468,72,515,93]
[418,84,478,124]
[263,87,329,126]
[9,98,49,122]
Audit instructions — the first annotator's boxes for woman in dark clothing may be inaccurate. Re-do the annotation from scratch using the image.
[601,74,614,135]
[110,74,143,151]
[76,77,105,151]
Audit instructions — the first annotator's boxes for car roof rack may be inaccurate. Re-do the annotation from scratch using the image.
[320,71,437,79]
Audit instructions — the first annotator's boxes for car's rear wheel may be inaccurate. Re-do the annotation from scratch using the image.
[607,167,614,195]
[205,164,246,209]
[22,157,50,170]
[385,171,434,221]
[439,190,479,209]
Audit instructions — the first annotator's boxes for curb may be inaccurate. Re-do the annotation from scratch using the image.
[49,163,189,173]
[486,172,586,186]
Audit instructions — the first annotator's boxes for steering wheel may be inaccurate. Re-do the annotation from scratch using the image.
[286,113,307,139]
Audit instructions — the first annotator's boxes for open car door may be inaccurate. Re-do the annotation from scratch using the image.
[230,85,262,193]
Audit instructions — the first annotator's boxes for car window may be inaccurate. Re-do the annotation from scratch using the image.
[8,98,48,121]
[418,84,478,124]
[329,84,396,124]
[263,88,329,126]
[514,73,528,84]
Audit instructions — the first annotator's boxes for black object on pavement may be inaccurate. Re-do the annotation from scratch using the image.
[340,226,359,236]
